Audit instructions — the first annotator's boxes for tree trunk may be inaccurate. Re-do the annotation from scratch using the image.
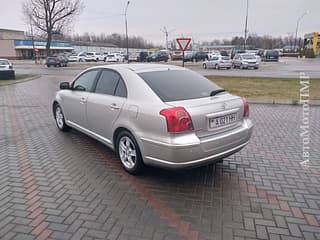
[46,30,52,57]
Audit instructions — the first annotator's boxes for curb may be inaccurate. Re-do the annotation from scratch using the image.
[247,98,320,106]
[0,75,41,87]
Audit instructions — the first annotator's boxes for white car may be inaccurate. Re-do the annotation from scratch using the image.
[208,51,221,60]
[85,52,104,62]
[68,53,86,62]
[203,56,232,70]
[0,58,13,70]
[105,53,124,62]
[233,54,259,69]
[0,59,15,79]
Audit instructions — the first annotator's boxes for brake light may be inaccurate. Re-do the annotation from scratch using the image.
[160,107,194,133]
[242,97,249,117]
[220,61,224,63]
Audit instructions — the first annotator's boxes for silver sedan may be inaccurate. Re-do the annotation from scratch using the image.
[53,64,253,174]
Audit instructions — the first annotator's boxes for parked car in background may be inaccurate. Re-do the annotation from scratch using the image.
[146,51,169,62]
[184,51,208,62]
[261,50,279,62]
[46,55,68,67]
[0,59,15,79]
[128,52,139,62]
[208,51,221,60]
[233,54,259,69]
[68,52,86,62]
[85,52,104,62]
[231,49,246,59]
[53,64,253,174]
[137,51,149,62]
[203,56,232,70]
[105,53,124,62]
[170,50,183,60]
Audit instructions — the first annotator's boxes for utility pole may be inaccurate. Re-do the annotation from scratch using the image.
[294,11,309,53]
[244,0,249,51]
[161,27,175,50]
[125,1,130,63]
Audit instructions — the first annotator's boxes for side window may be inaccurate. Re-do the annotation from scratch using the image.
[95,70,120,95]
[115,78,127,98]
[73,70,99,92]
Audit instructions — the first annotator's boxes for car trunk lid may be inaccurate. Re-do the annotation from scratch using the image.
[165,94,244,139]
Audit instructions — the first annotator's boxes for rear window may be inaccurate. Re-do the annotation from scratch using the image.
[222,56,230,60]
[138,70,220,102]
[0,60,9,65]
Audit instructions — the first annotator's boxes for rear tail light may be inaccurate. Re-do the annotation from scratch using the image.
[242,97,249,117]
[160,107,194,133]
[220,61,224,63]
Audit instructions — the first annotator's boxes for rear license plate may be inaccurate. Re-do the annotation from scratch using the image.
[209,113,237,128]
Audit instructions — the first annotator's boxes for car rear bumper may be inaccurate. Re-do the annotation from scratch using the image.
[140,119,253,169]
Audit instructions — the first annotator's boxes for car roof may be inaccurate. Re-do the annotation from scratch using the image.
[0,58,10,61]
[88,64,184,74]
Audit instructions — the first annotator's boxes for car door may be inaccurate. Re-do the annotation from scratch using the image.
[234,55,240,67]
[86,69,127,144]
[62,69,100,129]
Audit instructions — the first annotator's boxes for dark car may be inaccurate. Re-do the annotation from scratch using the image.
[146,51,169,62]
[262,50,279,62]
[184,51,208,62]
[46,55,68,67]
[138,51,149,62]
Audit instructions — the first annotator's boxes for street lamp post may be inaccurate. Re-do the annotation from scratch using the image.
[125,1,130,63]
[294,11,309,53]
[244,0,249,51]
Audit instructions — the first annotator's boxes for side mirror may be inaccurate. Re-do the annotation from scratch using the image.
[60,82,70,90]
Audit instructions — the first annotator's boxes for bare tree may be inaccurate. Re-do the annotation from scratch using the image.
[23,0,83,55]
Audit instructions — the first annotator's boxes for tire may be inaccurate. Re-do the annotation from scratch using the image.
[240,64,244,69]
[116,131,144,174]
[54,103,70,132]
[47,64,50,68]
[215,64,220,70]
[203,63,207,69]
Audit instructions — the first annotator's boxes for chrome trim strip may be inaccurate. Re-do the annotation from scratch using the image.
[66,120,112,145]
[144,141,249,166]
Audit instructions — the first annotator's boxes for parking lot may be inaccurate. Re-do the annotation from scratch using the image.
[12,57,320,79]
[0,66,320,240]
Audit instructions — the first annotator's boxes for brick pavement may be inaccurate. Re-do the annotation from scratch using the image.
[0,76,320,240]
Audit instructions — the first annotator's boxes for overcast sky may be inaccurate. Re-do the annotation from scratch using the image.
[0,0,318,44]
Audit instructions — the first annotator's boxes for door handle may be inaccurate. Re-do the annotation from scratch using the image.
[80,97,87,104]
[109,103,120,110]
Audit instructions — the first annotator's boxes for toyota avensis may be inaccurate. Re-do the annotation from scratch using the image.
[53,64,253,174]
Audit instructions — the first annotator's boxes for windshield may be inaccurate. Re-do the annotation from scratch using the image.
[138,70,221,102]
[242,54,256,59]
[87,53,94,55]
[222,56,230,60]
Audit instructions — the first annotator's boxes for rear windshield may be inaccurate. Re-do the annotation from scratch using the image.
[222,56,230,60]
[0,60,9,65]
[138,70,221,102]
[266,51,279,56]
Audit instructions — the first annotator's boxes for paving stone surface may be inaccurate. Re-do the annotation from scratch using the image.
[0,76,319,240]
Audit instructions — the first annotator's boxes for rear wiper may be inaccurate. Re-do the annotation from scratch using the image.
[210,89,226,96]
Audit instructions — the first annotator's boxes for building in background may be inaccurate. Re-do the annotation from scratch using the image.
[0,28,74,59]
